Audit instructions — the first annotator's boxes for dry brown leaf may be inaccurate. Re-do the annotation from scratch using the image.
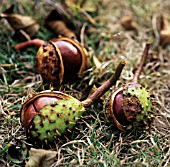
[120,16,137,31]
[159,15,170,47]
[0,5,39,40]
[46,20,76,39]
[45,6,79,39]
[25,148,57,167]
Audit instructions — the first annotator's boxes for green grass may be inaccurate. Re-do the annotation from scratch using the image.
[0,0,170,166]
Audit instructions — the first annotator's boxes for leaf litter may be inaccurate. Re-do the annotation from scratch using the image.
[0,0,170,166]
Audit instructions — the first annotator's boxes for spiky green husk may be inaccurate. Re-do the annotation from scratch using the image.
[27,98,85,144]
[126,85,153,128]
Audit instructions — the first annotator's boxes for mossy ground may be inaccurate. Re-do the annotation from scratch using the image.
[0,0,170,166]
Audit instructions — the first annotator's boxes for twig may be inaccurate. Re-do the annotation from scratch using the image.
[82,61,126,107]
[14,39,45,50]
[133,43,150,83]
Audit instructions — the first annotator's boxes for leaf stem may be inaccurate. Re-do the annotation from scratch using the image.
[81,61,126,107]
[133,43,150,83]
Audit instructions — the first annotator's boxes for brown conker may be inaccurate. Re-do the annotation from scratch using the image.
[106,43,153,132]
[36,37,88,84]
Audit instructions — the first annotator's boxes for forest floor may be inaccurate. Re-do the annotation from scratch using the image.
[0,0,170,166]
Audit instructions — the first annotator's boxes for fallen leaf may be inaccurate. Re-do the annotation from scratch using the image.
[120,16,137,31]
[25,148,57,167]
[45,6,78,39]
[0,4,39,40]
[159,15,170,47]
[46,20,76,39]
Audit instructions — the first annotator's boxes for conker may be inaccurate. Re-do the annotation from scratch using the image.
[106,43,153,131]
[36,37,88,84]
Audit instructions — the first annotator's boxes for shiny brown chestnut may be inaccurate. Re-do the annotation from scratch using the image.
[106,43,153,132]
[36,37,88,84]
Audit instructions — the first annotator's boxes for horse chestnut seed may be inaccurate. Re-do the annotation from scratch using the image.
[106,83,152,132]
[106,43,153,131]
[36,37,88,84]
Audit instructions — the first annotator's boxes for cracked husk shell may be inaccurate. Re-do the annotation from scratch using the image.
[106,83,152,131]
[20,90,85,146]
[36,37,88,84]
